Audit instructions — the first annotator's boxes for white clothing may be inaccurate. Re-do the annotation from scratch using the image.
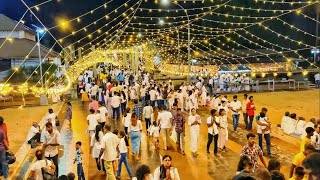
[280,116,290,131]
[229,100,242,115]
[90,85,99,96]
[27,126,40,141]
[201,86,207,106]
[154,166,180,180]
[122,113,132,128]
[311,131,320,150]
[257,117,270,134]
[143,106,153,119]
[31,160,53,180]
[140,87,146,97]
[212,98,221,109]
[98,106,107,123]
[207,116,219,135]
[315,73,320,81]
[128,120,142,132]
[149,90,157,101]
[90,131,104,158]
[46,113,57,128]
[43,130,61,157]
[78,75,84,82]
[149,125,160,137]
[158,111,173,129]
[132,174,153,180]
[111,95,121,108]
[87,114,99,131]
[188,115,201,152]
[284,118,297,134]
[295,120,306,135]
[85,83,92,92]
[118,137,128,153]
[100,132,119,161]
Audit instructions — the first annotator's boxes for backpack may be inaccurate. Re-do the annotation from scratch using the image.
[41,160,57,180]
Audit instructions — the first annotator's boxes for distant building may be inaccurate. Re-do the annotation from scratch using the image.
[0,14,60,80]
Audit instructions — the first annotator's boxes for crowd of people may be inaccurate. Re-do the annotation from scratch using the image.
[0,64,319,180]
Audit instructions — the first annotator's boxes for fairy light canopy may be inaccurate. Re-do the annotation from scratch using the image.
[0,0,319,95]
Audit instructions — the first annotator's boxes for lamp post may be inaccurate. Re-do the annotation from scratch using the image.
[31,24,45,87]
[161,0,191,81]
[315,4,320,65]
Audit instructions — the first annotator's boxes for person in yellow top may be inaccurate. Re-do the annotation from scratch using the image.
[289,144,315,178]
[288,166,306,180]
[300,127,314,152]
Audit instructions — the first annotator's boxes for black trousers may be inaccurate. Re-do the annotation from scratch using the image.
[27,133,41,144]
[46,154,59,176]
[207,133,219,154]
[145,118,151,131]
[95,158,106,172]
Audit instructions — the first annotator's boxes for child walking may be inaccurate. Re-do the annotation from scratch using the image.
[74,141,85,180]
[148,121,160,149]
[117,131,133,179]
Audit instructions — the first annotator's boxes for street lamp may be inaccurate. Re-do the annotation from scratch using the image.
[160,0,191,81]
[159,19,165,25]
[31,24,46,87]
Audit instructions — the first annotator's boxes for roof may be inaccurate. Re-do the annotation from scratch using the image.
[0,14,34,33]
[0,38,59,59]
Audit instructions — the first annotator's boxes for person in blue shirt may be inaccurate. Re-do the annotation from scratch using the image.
[74,141,85,180]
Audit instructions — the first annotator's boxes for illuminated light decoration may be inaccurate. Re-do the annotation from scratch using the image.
[287,72,293,77]
[302,70,308,76]
[2,0,318,95]
[0,84,13,96]
[273,72,278,77]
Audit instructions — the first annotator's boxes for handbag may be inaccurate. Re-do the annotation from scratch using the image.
[55,120,60,127]
[41,160,57,180]
[6,151,16,164]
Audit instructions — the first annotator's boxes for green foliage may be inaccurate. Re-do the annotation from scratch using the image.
[5,62,58,84]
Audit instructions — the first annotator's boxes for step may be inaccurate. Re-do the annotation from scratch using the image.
[9,102,65,180]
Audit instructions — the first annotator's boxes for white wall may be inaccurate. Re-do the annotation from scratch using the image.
[0,30,35,41]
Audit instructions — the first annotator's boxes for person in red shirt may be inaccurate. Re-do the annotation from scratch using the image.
[0,117,9,146]
[246,96,256,130]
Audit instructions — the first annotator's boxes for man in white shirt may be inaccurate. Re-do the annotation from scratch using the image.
[157,106,173,150]
[46,108,58,129]
[229,95,242,131]
[111,92,121,121]
[90,83,99,99]
[315,73,320,88]
[42,122,61,176]
[149,87,157,107]
[87,109,99,137]
[140,85,146,107]
[30,150,54,180]
[98,102,107,128]
[242,94,250,129]
[206,109,219,155]
[99,124,118,180]
[27,122,41,145]
[143,101,153,132]
[78,74,84,82]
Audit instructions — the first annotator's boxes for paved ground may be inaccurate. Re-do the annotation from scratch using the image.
[65,102,260,179]
[11,89,318,179]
